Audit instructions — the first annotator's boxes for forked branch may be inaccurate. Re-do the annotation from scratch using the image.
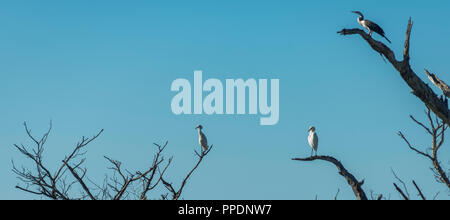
[161,145,214,200]
[398,109,450,189]
[338,18,450,127]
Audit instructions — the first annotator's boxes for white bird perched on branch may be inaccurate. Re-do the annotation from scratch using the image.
[308,126,319,156]
[195,125,208,152]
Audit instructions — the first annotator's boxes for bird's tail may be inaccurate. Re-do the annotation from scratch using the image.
[383,35,391,44]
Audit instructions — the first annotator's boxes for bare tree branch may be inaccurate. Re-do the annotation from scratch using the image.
[338,18,450,127]
[292,155,368,200]
[391,168,410,198]
[397,132,432,160]
[399,110,450,189]
[334,189,340,200]
[161,145,214,200]
[425,69,450,98]
[13,122,210,200]
[412,180,426,200]
[393,183,409,200]
[377,194,383,200]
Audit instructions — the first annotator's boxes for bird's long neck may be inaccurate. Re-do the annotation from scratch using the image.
[357,16,364,24]
[198,128,203,135]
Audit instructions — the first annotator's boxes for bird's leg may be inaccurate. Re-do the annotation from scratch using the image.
[311,149,313,157]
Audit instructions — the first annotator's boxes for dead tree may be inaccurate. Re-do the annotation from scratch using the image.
[293,18,449,200]
[338,18,450,127]
[336,17,450,198]
[292,156,367,200]
[12,122,212,200]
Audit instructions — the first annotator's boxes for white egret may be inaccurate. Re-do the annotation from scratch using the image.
[308,126,319,156]
[195,125,208,152]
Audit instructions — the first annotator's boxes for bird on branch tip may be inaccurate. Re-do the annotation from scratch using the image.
[195,125,209,152]
[308,126,319,157]
[352,11,391,44]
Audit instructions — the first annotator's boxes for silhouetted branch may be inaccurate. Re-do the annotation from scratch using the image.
[12,122,102,200]
[412,180,426,200]
[399,109,450,189]
[334,189,340,200]
[292,155,368,200]
[393,183,409,200]
[161,145,214,200]
[391,168,410,199]
[13,122,209,200]
[338,18,450,127]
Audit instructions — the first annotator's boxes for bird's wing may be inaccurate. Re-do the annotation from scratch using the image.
[313,133,318,151]
[200,132,208,148]
[365,20,385,35]
[308,132,318,150]
[308,133,314,148]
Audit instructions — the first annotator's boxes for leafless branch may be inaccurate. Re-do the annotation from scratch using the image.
[397,132,432,160]
[391,168,410,198]
[338,18,450,127]
[433,191,440,200]
[399,110,450,189]
[425,69,450,98]
[292,155,367,200]
[161,145,214,200]
[412,180,426,200]
[393,183,409,200]
[13,122,210,200]
[334,189,340,200]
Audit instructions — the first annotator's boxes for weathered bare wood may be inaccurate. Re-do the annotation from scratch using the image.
[338,18,450,127]
[292,155,368,200]
[425,69,450,98]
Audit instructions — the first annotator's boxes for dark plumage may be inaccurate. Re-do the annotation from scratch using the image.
[352,11,391,44]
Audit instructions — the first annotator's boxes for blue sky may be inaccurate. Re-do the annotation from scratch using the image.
[1,0,449,200]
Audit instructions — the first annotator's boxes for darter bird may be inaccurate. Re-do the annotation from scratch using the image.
[352,11,391,44]
[308,126,319,157]
[195,125,209,152]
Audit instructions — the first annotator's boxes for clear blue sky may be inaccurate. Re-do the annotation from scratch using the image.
[1,0,449,200]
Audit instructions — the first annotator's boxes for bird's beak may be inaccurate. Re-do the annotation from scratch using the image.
[351,11,362,16]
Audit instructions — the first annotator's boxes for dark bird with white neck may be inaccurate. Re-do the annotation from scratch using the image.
[352,11,391,44]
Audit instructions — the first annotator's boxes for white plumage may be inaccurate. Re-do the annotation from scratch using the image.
[196,125,208,152]
[308,126,318,156]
